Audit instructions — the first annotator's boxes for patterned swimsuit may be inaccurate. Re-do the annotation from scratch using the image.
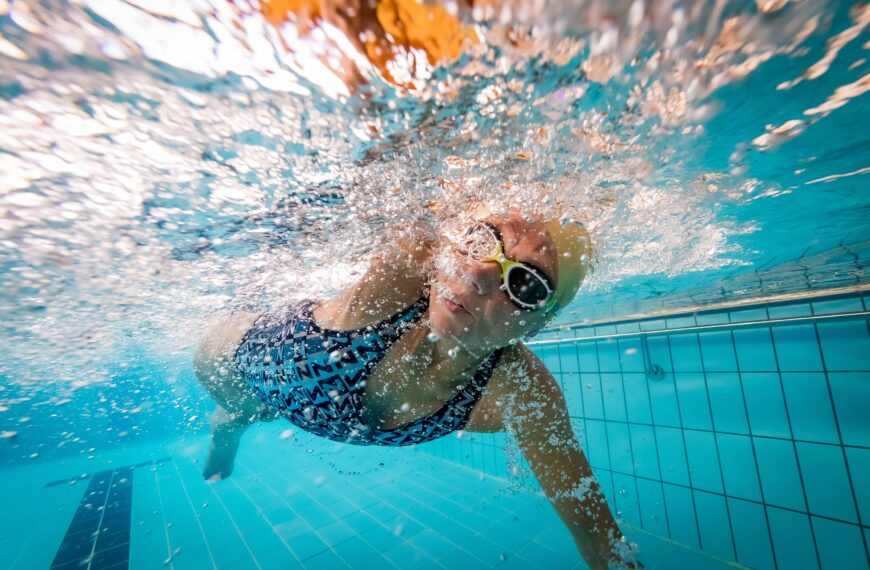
[234,298,503,446]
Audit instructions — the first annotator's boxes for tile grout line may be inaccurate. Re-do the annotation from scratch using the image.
[592,337,616,505]
[665,332,704,549]
[557,417,870,452]
[202,476,263,570]
[639,335,672,539]
[384,481,495,566]
[171,460,219,570]
[230,459,357,568]
[766,322,823,569]
[224,464,305,566]
[811,319,870,564]
[151,463,176,570]
[307,454,520,567]
[226,461,314,566]
[730,322,779,570]
[615,337,645,531]
[561,463,870,530]
[697,330,739,562]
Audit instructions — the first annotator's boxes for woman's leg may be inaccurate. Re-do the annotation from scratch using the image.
[194,313,272,480]
[202,407,261,481]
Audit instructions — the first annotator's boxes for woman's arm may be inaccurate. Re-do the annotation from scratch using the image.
[507,351,641,569]
[315,220,436,328]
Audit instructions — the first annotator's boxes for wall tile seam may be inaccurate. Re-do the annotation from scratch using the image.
[422,435,870,488]
[614,338,645,529]
[558,417,869,451]
[426,457,870,533]
[664,333,704,549]
[592,333,615,503]
[723,324,786,570]
[426,438,870,464]
[810,321,870,563]
[552,368,870,374]
[759,325,822,567]
[637,333,673,537]
[696,330,739,562]
[524,312,870,556]
[534,315,870,347]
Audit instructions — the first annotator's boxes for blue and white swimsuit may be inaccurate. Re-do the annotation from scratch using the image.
[234,298,503,446]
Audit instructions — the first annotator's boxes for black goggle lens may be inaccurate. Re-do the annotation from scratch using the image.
[507,266,551,308]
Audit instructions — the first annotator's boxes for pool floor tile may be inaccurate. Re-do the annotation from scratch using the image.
[516,538,578,568]
[303,546,352,569]
[438,546,489,567]
[3,425,769,570]
[382,539,435,568]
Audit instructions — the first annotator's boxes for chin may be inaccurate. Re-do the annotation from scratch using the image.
[428,303,464,340]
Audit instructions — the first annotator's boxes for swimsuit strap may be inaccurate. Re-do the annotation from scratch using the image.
[369,347,504,446]
[439,346,504,424]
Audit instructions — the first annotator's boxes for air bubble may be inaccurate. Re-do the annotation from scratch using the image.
[163,547,181,565]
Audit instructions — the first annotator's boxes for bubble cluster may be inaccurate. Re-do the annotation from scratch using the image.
[0,0,866,393]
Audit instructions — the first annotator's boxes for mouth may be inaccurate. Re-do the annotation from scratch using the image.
[438,286,471,316]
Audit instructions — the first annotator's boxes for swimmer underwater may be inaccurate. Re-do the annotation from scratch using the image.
[195,206,641,569]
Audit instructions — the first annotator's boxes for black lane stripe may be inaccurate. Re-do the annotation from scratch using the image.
[50,467,134,570]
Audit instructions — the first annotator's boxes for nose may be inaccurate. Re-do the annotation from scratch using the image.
[466,259,502,297]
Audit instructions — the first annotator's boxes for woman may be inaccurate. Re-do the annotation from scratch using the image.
[194,207,640,569]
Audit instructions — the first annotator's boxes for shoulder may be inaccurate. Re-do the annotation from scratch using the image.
[496,343,555,379]
[490,343,560,399]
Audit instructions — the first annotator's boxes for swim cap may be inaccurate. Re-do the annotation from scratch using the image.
[544,219,591,314]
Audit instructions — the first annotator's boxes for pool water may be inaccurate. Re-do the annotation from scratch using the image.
[3,292,868,569]
[2,0,870,568]
[1,423,743,570]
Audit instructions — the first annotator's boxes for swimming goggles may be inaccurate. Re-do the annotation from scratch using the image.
[460,222,558,312]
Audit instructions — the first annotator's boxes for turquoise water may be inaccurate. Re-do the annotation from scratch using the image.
[1,424,743,569]
[2,294,867,569]
[1,0,869,568]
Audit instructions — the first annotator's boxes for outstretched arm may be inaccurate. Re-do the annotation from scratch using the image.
[508,354,640,569]
[316,219,436,328]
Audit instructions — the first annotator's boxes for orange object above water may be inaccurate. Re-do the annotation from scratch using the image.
[260,0,478,87]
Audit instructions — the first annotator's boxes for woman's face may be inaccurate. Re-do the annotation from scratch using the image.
[428,211,559,354]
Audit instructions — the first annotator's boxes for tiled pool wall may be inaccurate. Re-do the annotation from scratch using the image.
[416,293,870,570]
